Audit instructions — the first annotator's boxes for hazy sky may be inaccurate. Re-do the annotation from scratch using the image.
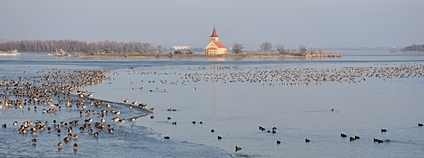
[0,0,423,49]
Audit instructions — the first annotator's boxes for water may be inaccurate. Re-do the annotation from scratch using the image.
[1,52,423,157]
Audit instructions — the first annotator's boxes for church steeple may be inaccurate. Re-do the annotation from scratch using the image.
[210,25,218,37]
[210,25,219,42]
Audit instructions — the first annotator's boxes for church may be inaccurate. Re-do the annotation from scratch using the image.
[205,26,228,55]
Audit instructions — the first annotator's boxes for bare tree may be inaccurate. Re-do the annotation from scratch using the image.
[231,43,244,54]
[299,45,307,54]
[260,42,272,54]
[275,44,286,54]
[156,44,163,54]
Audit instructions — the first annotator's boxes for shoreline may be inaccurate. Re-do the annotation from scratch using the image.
[85,53,342,58]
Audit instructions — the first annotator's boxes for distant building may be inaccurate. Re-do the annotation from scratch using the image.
[205,26,227,55]
[172,46,190,50]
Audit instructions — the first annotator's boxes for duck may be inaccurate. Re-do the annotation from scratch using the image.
[192,121,196,124]
[305,139,310,143]
[164,136,170,139]
[32,138,37,145]
[381,129,387,132]
[109,128,114,134]
[131,117,136,123]
[2,124,6,128]
[217,136,222,140]
[211,129,215,133]
[58,142,63,148]
[277,140,281,144]
[94,132,99,138]
[235,146,242,152]
[355,135,360,139]
[172,122,177,125]
[419,123,423,127]
[73,143,78,149]
[350,137,356,141]
[341,133,347,138]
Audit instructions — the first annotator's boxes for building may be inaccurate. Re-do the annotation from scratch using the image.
[205,26,227,55]
[172,46,190,50]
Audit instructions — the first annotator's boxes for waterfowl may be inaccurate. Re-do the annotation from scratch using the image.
[419,123,423,127]
[199,121,203,124]
[305,139,310,143]
[355,135,360,139]
[58,142,63,148]
[167,117,171,120]
[259,126,265,131]
[381,129,387,132]
[73,134,79,139]
[172,122,177,125]
[341,133,347,138]
[150,116,154,119]
[73,143,78,149]
[64,137,70,143]
[164,136,170,139]
[192,121,196,124]
[109,128,114,134]
[32,138,37,145]
[211,129,215,133]
[94,132,99,138]
[13,121,18,126]
[2,124,6,128]
[277,140,281,144]
[218,136,222,140]
[350,137,356,141]
[235,146,242,152]
[385,139,390,142]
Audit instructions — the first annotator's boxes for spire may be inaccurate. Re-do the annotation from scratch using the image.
[210,25,218,37]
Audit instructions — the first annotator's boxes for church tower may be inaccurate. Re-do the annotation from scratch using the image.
[205,26,227,55]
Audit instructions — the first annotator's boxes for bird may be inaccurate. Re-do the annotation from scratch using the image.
[341,133,347,138]
[235,146,242,152]
[381,129,387,132]
[277,140,281,144]
[2,124,6,128]
[418,123,423,127]
[164,136,170,139]
[32,138,37,145]
[211,129,215,133]
[192,121,196,124]
[58,142,63,148]
[123,99,128,103]
[73,143,78,149]
[305,139,310,143]
[217,136,222,140]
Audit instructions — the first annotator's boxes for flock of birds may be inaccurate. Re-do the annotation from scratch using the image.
[0,68,154,152]
[1,63,423,154]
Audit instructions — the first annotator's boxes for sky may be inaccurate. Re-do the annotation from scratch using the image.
[0,0,423,49]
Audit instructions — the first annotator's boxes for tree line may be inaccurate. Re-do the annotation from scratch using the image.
[0,40,164,54]
[231,42,322,56]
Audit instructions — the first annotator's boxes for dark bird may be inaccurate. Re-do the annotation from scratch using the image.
[211,129,215,133]
[164,136,170,139]
[418,123,423,127]
[217,136,222,140]
[381,129,387,132]
[341,133,347,138]
[192,121,196,124]
[305,139,310,143]
[235,146,242,152]
[277,140,281,144]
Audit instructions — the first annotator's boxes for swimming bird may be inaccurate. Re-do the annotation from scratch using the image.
[419,123,423,127]
[94,132,99,138]
[305,139,310,143]
[131,117,136,123]
[381,129,387,132]
[2,124,6,128]
[73,143,78,149]
[123,99,128,103]
[341,133,347,138]
[164,136,170,139]
[277,140,281,144]
[32,138,37,145]
[217,136,222,140]
[211,129,215,133]
[235,146,242,152]
[58,142,63,148]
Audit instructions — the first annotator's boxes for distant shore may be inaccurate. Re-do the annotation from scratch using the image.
[86,53,341,58]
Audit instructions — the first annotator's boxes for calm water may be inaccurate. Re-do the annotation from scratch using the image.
[1,52,423,157]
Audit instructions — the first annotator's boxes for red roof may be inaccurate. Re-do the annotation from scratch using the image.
[210,27,218,37]
[207,48,217,50]
[213,41,226,48]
